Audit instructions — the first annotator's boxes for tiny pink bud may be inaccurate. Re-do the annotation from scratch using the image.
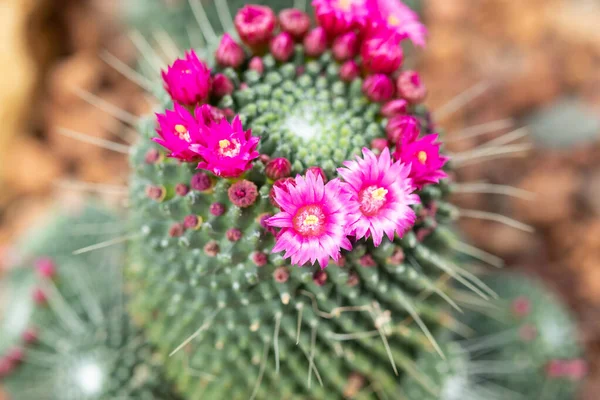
[389,248,405,264]
[381,99,408,118]
[273,267,290,283]
[145,148,161,164]
[249,57,264,74]
[234,5,276,47]
[565,359,588,380]
[161,50,212,105]
[512,296,531,317]
[35,258,56,279]
[33,288,47,305]
[339,60,360,82]
[370,138,389,152]
[362,74,395,103]
[270,177,296,207]
[175,183,189,196]
[546,360,566,378]
[216,34,245,69]
[361,35,403,74]
[7,348,24,364]
[332,32,359,61]
[183,215,202,230]
[145,185,165,202]
[307,166,327,182]
[0,358,14,377]
[259,154,271,164]
[203,241,220,257]
[228,180,258,208]
[209,202,226,216]
[279,9,311,40]
[22,328,38,344]
[190,172,213,191]
[252,252,268,267]
[386,115,420,145]
[226,228,242,242]
[397,70,427,104]
[212,73,234,98]
[168,222,185,238]
[270,32,295,62]
[240,82,249,90]
[359,254,376,267]
[303,27,327,57]
[313,270,328,286]
[347,272,359,287]
[266,157,292,180]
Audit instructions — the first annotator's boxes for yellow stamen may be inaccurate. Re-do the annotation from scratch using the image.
[219,139,231,149]
[388,15,399,26]
[417,151,428,164]
[304,215,319,226]
[371,188,388,201]
[174,124,187,134]
[338,0,353,11]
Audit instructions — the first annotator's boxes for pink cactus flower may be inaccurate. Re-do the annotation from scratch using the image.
[161,50,212,105]
[153,103,201,162]
[266,170,354,268]
[338,147,418,246]
[368,0,427,47]
[215,34,245,68]
[394,134,448,188]
[191,116,260,178]
[361,33,403,74]
[312,0,370,37]
[234,5,277,47]
[270,32,295,62]
[279,9,311,40]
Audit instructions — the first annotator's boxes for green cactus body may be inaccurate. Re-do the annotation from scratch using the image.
[0,206,179,400]
[124,2,486,399]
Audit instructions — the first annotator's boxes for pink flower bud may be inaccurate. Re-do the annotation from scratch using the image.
[145,185,165,202]
[184,215,202,230]
[234,5,276,47]
[313,270,328,286]
[339,60,360,82]
[161,50,212,105]
[211,73,234,98]
[209,202,226,216]
[546,360,566,378]
[33,288,47,305]
[396,70,427,104]
[303,27,327,57]
[22,328,38,344]
[370,138,389,152]
[386,115,420,145]
[215,34,245,68]
[381,99,408,118]
[226,228,242,242]
[35,258,56,279]
[252,252,268,267]
[511,296,531,317]
[190,172,213,191]
[279,9,311,40]
[195,104,225,126]
[266,157,292,180]
[204,241,220,257]
[565,359,588,380]
[362,74,395,103]
[332,32,359,61]
[228,180,258,208]
[270,32,295,62]
[145,148,160,164]
[249,56,264,74]
[361,35,403,74]
[175,183,189,196]
[347,272,359,287]
[307,166,327,182]
[273,267,290,283]
[168,223,185,238]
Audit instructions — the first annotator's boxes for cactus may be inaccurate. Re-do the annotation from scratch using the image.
[0,205,179,400]
[123,1,502,399]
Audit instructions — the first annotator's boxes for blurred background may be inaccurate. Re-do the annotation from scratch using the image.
[0,0,598,398]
